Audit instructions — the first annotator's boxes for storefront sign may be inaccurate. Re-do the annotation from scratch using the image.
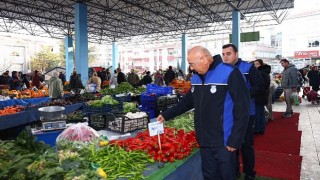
[294,50,319,58]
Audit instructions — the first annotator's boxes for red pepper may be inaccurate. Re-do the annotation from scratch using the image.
[168,156,175,162]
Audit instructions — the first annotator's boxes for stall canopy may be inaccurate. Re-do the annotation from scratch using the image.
[44,67,66,81]
[0,0,295,44]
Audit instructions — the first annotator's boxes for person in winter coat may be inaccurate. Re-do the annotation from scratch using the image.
[254,59,271,132]
[141,71,152,85]
[48,71,63,100]
[69,70,83,94]
[154,71,164,86]
[307,66,320,93]
[223,44,265,179]
[0,72,10,85]
[21,74,31,89]
[87,72,101,92]
[127,69,140,86]
[164,66,176,85]
[280,59,298,118]
[116,68,126,85]
[32,70,41,89]
[110,70,118,87]
[158,46,250,180]
[59,72,66,86]
[9,71,21,91]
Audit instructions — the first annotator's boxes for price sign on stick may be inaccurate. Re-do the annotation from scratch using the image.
[148,121,164,136]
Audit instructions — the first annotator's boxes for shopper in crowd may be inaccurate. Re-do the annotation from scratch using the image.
[87,72,101,92]
[48,71,63,100]
[254,59,271,131]
[157,46,250,179]
[98,68,107,88]
[21,74,31,89]
[117,68,126,85]
[307,65,320,93]
[164,66,176,85]
[280,59,298,118]
[299,68,308,85]
[69,70,83,94]
[110,70,118,87]
[185,68,193,81]
[32,70,41,89]
[59,72,66,86]
[105,68,111,81]
[9,71,22,91]
[140,71,152,85]
[222,44,265,179]
[176,69,185,80]
[0,72,10,85]
[154,70,164,86]
[127,69,140,86]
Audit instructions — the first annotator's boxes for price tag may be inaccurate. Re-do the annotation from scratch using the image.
[148,121,164,136]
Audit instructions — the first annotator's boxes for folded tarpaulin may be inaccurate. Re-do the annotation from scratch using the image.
[0,97,50,107]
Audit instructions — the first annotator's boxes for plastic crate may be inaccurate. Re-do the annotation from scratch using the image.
[88,113,106,131]
[34,130,64,147]
[155,95,178,116]
[139,107,156,119]
[84,105,105,115]
[106,113,150,134]
[140,93,157,110]
[166,95,178,108]
[146,84,173,96]
[104,103,123,113]
[113,94,131,102]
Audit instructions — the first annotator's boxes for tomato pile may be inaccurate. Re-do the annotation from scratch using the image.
[110,127,199,163]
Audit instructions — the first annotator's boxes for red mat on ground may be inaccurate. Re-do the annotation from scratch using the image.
[255,150,302,180]
[253,112,302,179]
[254,112,302,155]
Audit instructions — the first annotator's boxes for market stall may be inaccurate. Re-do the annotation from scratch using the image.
[0,82,202,179]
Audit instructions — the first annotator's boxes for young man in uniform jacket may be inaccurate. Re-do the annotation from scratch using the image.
[222,44,265,180]
[157,46,250,179]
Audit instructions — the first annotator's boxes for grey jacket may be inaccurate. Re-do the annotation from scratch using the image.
[281,64,298,89]
[49,77,63,98]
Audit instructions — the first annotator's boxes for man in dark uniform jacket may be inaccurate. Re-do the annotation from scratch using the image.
[157,46,250,179]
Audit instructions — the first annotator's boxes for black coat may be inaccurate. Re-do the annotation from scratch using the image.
[164,69,175,85]
[255,65,271,105]
[117,72,127,84]
[307,70,320,88]
[70,74,83,89]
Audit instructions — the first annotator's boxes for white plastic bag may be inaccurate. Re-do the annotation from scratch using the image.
[85,83,97,93]
[56,123,100,150]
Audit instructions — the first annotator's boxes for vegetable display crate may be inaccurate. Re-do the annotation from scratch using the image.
[104,103,123,113]
[146,84,173,96]
[87,113,106,131]
[84,103,123,115]
[141,93,158,110]
[84,105,105,115]
[155,95,178,116]
[33,129,64,147]
[112,94,131,102]
[106,113,150,134]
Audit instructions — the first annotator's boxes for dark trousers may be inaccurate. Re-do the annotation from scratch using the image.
[254,104,266,132]
[200,147,236,180]
[236,115,255,179]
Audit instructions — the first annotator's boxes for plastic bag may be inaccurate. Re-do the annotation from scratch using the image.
[290,92,300,106]
[279,92,285,102]
[86,83,97,93]
[56,123,100,150]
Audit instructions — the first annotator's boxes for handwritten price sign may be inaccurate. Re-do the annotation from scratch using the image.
[148,121,164,136]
